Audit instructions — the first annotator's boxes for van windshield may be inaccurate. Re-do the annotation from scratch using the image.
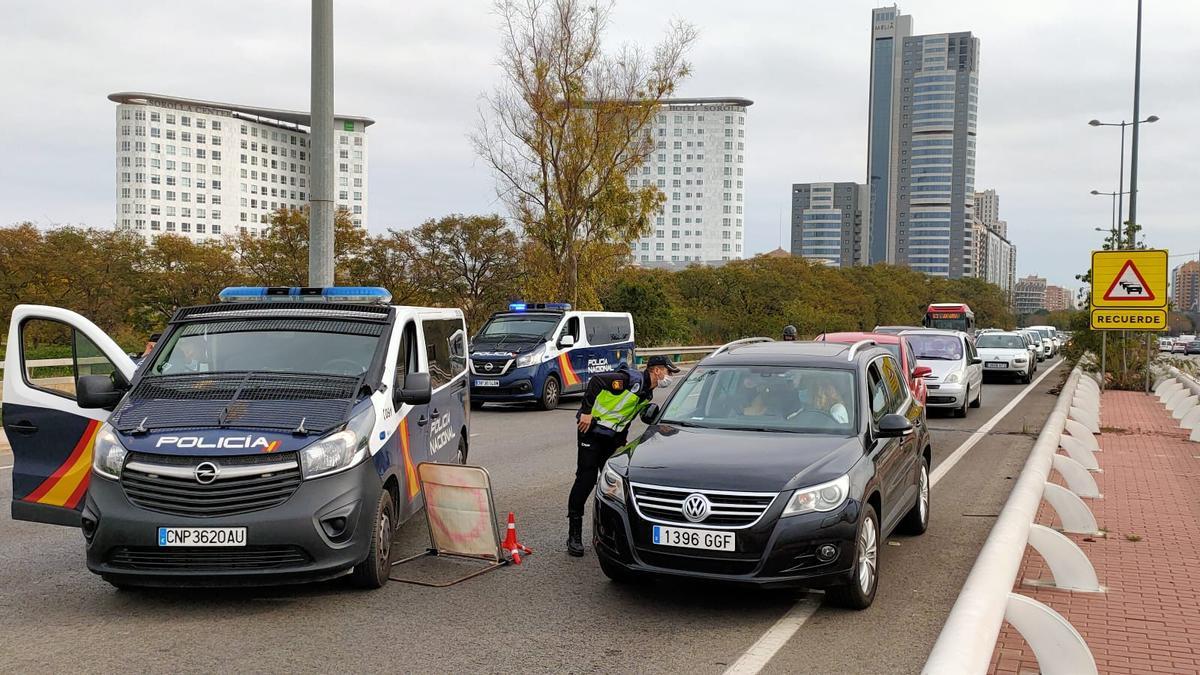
[906,334,964,360]
[147,320,382,378]
[476,314,560,342]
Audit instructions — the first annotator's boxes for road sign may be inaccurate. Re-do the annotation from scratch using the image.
[1091,249,1167,308]
[1089,308,1167,331]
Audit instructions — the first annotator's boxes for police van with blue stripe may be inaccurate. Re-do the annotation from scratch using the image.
[3,287,467,589]
[469,303,635,410]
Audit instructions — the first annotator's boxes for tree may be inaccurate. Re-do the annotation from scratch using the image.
[473,0,697,305]
[136,234,246,326]
[344,229,427,305]
[236,207,367,285]
[409,215,525,331]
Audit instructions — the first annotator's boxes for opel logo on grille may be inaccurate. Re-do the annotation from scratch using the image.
[682,493,711,523]
[194,461,220,485]
[484,362,494,372]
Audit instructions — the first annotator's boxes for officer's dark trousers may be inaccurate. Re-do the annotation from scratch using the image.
[568,428,627,518]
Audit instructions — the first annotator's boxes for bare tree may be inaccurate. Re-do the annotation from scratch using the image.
[473,0,696,306]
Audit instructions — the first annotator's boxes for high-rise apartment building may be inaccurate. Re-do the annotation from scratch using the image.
[790,182,869,267]
[865,7,980,278]
[1044,285,1073,311]
[632,97,752,268]
[1173,260,1200,312]
[974,188,1006,238]
[1014,275,1047,315]
[109,92,372,241]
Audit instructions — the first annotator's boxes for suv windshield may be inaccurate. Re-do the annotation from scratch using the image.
[977,334,1026,350]
[148,320,382,377]
[906,334,964,360]
[476,314,560,342]
[660,366,857,435]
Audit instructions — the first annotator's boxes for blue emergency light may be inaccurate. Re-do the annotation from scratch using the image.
[507,301,572,312]
[218,286,393,304]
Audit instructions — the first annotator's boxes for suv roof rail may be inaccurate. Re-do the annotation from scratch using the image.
[710,337,774,358]
[846,339,877,361]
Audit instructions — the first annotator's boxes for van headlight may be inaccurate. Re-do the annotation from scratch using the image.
[515,345,547,369]
[598,462,626,505]
[944,370,962,384]
[782,475,850,516]
[300,406,375,479]
[91,423,128,480]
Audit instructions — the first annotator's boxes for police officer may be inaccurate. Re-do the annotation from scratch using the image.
[567,355,680,557]
[782,325,798,341]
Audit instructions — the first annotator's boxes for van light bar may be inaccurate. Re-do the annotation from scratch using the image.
[218,286,392,304]
[507,301,572,312]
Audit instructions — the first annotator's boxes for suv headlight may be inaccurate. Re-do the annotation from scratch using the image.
[300,406,375,479]
[91,423,128,480]
[783,475,850,516]
[515,345,547,369]
[944,370,962,384]
[598,462,626,505]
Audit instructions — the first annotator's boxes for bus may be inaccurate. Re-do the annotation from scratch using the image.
[922,303,975,336]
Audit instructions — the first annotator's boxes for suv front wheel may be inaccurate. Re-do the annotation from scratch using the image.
[828,503,880,610]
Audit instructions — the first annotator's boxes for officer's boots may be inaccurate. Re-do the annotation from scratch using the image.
[567,516,584,557]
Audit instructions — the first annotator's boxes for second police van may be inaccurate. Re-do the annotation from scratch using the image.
[3,287,467,589]
[469,303,635,410]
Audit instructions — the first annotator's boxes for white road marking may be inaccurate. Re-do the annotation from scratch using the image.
[722,358,1063,674]
[929,359,1062,487]
[0,464,11,471]
[722,593,822,675]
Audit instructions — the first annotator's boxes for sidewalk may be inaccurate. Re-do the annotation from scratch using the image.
[990,390,1200,675]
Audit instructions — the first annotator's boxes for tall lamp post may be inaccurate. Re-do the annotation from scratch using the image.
[1088,116,1157,250]
[1090,190,1129,248]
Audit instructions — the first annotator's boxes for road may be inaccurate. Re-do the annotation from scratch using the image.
[0,359,1066,674]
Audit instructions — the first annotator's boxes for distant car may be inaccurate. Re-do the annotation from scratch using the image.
[816,332,930,405]
[901,329,983,417]
[872,325,924,335]
[1172,341,1188,354]
[1187,341,1200,355]
[1017,330,1045,362]
[975,332,1035,383]
[1159,337,1175,352]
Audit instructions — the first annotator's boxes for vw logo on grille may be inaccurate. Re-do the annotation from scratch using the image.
[484,362,495,372]
[682,493,711,523]
[194,461,220,485]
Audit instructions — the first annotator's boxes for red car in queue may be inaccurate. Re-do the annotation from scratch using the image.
[815,332,930,406]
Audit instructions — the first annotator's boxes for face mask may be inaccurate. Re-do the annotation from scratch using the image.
[657,376,673,389]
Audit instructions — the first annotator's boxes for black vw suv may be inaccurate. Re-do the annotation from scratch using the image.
[593,341,931,609]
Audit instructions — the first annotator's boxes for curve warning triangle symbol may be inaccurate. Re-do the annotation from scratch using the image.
[1102,259,1155,301]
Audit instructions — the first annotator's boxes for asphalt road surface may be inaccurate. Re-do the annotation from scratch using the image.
[0,358,1067,674]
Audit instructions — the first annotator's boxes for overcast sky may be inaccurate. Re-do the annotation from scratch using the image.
[3,0,1197,289]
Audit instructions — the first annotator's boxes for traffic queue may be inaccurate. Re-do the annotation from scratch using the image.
[2,291,1059,609]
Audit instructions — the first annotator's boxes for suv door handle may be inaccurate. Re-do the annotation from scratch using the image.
[8,420,38,435]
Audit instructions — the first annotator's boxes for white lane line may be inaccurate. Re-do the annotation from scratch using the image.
[722,358,1063,674]
[723,593,822,675]
[0,464,11,471]
[929,359,1062,487]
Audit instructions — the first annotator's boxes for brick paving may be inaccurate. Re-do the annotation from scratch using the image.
[990,390,1200,674]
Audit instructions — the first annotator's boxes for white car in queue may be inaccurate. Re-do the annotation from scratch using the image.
[975,331,1035,383]
[901,329,983,418]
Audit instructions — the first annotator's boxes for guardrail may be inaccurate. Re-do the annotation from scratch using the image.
[634,339,774,366]
[1153,366,1200,442]
[924,365,1105,675]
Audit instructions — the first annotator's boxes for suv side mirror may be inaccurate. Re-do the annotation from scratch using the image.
[395,372,432,406]
[877,413,914,438]
[912,366,932,378]
[558,334,576,348]
[640,402,660,425]
[77,374,126,410]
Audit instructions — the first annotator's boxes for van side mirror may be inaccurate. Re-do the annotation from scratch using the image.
[558,334,576,348]
[395,372,432,406]
[877,413,914,438]
[912,366,932,378]
[971,357,983,365]
[640,403,660,425]
[77,375,126,410]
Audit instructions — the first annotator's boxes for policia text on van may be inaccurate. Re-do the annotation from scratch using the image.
[2,287,469,589]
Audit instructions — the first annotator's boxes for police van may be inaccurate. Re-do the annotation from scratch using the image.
[469,303,635,410]
[3,287,468,589]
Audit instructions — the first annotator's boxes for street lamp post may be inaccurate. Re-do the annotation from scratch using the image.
[1088,116,1157,249]
[1090,190,1129,248]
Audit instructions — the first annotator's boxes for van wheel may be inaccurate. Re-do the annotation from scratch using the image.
[828,503,879,610]
[954,387,969,418]
[350,490,394,589]
[970,385,982,408]
[538,375,561,410]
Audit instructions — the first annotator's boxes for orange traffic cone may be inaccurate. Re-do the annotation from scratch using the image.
[501,512,533,564]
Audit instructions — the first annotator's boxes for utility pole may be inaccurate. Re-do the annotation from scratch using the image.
[1126,0,1144,240]
[308,0,335,287]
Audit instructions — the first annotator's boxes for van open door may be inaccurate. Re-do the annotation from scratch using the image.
[3,305,135,526]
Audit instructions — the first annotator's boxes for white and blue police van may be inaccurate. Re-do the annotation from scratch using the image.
[2,287,468,589]
[469,303,635,410]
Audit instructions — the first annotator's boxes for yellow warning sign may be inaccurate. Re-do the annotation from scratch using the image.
[1091,249,1168,308]
[1089,308,1167,331]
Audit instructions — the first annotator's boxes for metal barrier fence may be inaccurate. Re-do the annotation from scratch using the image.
[1154,365,1200,443]
[924,366,1105,675]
